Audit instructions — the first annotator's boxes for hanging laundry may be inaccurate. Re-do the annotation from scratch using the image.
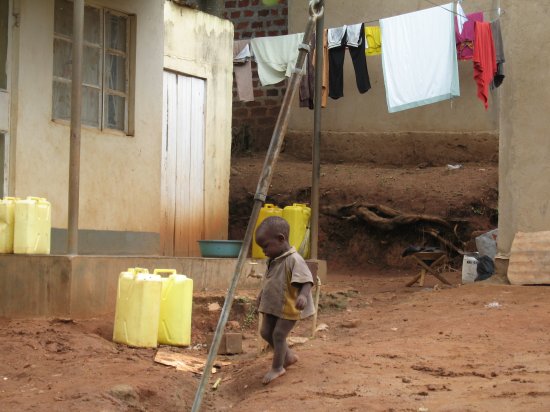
[233,40,254,102]
[251,33,303,86]
[328,23,371,100]
[380,3,459,113]
[455,11,484,60]
[364,26,382,56]
[473,21,497,109]
[311,28,329,107]
[455,2,468,35]
[490,20,505,88]
[299,32,315,109]
[322,28,329,107]
[327,25,347,49]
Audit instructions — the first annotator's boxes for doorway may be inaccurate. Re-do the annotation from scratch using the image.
[161,71,206,256]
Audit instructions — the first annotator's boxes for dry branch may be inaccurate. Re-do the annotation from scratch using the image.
[322,203,451,231]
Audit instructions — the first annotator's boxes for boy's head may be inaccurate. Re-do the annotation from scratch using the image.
[255,216,291,259]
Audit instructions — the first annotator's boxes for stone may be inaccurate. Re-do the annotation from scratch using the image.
[108,384,139,403]
[226,320,241,330]
[341,319,361,328]
[207,332,243,355]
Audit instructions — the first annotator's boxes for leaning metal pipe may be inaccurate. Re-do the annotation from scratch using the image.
[190,2,324,411]
[310,11,324,260]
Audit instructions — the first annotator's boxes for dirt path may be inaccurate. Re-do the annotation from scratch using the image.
[2,270,550,411]
[208,272,550,411]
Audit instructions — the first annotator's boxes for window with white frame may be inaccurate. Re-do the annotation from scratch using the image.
[52,0,133,133]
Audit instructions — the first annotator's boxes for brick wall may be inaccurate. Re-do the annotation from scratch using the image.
[224,0,288,152]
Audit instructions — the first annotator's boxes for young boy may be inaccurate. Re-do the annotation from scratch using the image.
[255,216,315,384]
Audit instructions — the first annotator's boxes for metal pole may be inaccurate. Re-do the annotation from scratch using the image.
[67,0,84,255]
[191,2,324,411]
[310,11,324,260]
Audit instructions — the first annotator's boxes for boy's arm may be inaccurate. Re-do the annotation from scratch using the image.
[295,282,312,310]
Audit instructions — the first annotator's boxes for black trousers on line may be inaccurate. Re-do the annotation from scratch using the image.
[328,23,371,100]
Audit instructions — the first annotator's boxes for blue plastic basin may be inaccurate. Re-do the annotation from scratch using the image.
[198,240,243,258]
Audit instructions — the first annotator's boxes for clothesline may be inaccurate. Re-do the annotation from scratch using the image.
[339,0,503,28]
[363,7,502,25]
[233,1,505,113]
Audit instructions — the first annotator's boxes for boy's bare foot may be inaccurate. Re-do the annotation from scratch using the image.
[283,351,299,368]
[262,367,286,384]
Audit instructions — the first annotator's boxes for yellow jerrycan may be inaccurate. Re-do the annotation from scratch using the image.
[0,197,19,253]
[14,197,51,254]
[113,268,162,348]
[283,203,311,258]
[156,269,194,347]
[252,203,283,258]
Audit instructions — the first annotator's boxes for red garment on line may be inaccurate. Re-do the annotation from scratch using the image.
[473,21,497,110]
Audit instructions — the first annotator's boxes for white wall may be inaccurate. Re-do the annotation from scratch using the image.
[498,0,550,259]
[11,0,164,234]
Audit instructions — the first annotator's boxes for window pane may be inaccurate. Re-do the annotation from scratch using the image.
[52,81,100,128]
[105,12,127,52]
[54,0,73,37]
[53,38,72,79]
[82,86,100,127]
[105,53,126,92]
[104,94,125,130]
[52,80,71,120]
[84,6,101,45]
[83,46,100,86]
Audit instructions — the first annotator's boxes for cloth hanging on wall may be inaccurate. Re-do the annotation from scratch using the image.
[328,23,371,100]
[251,33,303,86]
[364,26,382,56]
[322,29,329,107]
[456,2,468,35]
[311,28,329,108]
[490,19,505,88]
[380,3,459,113]
[299,33,315,109]
[233,40,254,102]
[455,11,484,60]
[328,26,347,49]
[473,21,497,109]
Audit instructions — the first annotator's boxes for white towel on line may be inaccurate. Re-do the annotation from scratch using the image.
[251,33,304,86]
[380,3,460,113]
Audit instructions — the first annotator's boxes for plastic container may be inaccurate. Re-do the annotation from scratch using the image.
[198,240,243,258]
[283,203,311,258]
[475,229,498,259]
[156,269,194,346]
[112,268,163,348]
[0,197,18,253]
[461,253,479,284]
[13,197,51,254]
[252,203,283,258]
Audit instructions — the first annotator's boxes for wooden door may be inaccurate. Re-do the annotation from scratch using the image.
[161,71,206,256]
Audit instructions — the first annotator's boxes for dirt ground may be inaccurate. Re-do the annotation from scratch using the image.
[3,153,548,411]
[2,272,550,411]
[228,153,498,269]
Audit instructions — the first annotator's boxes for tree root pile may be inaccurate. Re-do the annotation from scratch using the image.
[321,202,467,256]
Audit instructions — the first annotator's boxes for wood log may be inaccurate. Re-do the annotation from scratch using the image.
[322,203,450,231]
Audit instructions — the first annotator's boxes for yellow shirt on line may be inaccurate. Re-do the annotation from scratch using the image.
[365,26,382,56]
